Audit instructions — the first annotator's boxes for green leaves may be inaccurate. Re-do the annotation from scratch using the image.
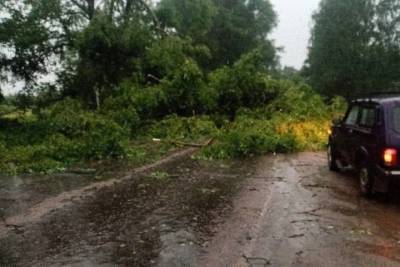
[0,0,78,86]
[157,0,277,69]
[157,0,217,42]
[69,12,154,105]
[1,0,279,113]
[41,98,130,159]
[145,36,210,78]
[199,81,344,160]
[307,0,400,98]
[208,46,279,117]
[0,97,133,174]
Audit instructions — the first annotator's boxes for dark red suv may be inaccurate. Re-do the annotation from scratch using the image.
[328,95,400,196]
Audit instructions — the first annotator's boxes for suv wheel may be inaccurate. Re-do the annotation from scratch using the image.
[359,166,374,197]
[328,144,339,172]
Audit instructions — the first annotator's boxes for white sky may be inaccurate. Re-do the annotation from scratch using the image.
[270,0,321,69]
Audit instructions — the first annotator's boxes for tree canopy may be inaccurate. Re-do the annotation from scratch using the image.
[307,0,400,98]
[157,0,277,68]
[0,0,278,107]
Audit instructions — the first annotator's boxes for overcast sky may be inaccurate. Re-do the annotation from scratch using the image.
[270,0,321,69]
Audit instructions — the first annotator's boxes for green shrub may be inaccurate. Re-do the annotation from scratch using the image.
[273,116,331,151]
[0,144,64,174]
[40,98,86,137]
[45,133,80,161]
[132,85,168,119]
[208,49,279,117]
[0,98,130,174]
[266,81,330,120]
[41,99,130,160]
[103,91,140,134]
[199,82,342,159]
[200,117,297,159]
[160,59,213,115]
[0,114,47,147]
[108,82,168,121]
[329,96,348,119]
[0,104,16,116]
[77,117,129,160]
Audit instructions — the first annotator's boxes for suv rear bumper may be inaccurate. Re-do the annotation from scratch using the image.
[376,165,400,176]
[375,165,400,192]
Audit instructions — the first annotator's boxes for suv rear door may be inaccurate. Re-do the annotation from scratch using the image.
[386,103,400,169]
[336,104,361,164]
[355,104,379,165]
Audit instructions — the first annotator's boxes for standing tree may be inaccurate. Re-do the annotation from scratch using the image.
[157,0,277,69]
[372,0,400,90]
[306,0,375,98]
[307,0,400,98]
[0,0,159,107]
[156,0,217,43]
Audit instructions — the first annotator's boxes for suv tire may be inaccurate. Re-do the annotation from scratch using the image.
[328,144,339,172]
[359,165,374,198]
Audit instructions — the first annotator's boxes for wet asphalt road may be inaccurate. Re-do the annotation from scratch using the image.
[3,151,400,266]
[200,152,400,267]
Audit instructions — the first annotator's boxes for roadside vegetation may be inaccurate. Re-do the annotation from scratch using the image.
[0,78,346,174]
[4,0,400,175]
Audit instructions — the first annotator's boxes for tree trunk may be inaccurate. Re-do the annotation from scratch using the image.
[86,0,95,20]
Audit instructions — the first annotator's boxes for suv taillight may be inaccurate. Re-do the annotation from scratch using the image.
[383,148,398,167]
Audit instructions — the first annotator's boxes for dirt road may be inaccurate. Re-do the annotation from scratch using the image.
[2,151,400,266]
[200,152,400,267]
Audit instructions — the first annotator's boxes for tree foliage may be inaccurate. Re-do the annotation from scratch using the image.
[0,0,158,100]
[307,0,400,98]
[0,0,278,109]
[0,0,68,86]
[209,43,278,117]
[0,0,302,175]
[157,0,277,68]
[66,12,154,105]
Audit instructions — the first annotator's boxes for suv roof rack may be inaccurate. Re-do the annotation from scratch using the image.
[352,90,400,101]
[367,91,400,96]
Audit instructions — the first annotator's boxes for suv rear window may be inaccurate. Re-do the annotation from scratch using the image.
[345,106,360,126]
[359,107,376,128]
[392,106,400,133]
